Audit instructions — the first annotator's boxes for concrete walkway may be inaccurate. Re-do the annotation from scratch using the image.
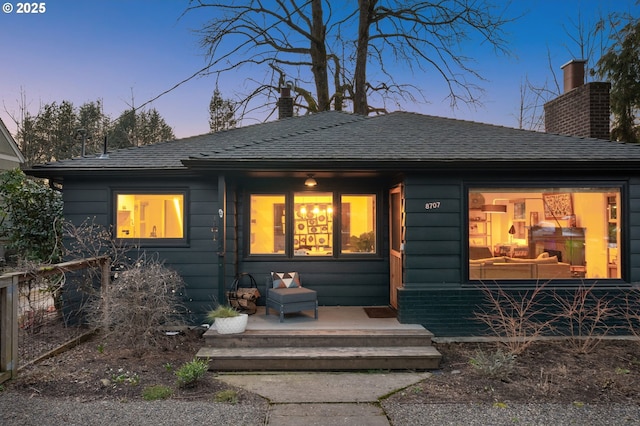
[217,371,431,425]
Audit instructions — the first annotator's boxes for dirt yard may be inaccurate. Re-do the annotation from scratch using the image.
[3,327,639,405]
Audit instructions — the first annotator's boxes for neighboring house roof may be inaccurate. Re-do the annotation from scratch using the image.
[0,117,24,170]
[27,111,640,180]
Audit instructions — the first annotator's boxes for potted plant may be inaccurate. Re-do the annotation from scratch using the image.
[207,305,248,334]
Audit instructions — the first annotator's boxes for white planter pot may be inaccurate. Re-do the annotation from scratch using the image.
[214,313,248,334]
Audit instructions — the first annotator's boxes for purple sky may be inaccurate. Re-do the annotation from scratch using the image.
[1,0,638,140]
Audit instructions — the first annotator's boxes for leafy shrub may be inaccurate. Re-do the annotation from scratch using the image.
[0,168,63,264]
[175,358,209,388]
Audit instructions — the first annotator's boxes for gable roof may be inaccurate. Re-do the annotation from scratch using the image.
[27,111,640,180]
[0,117,25,168]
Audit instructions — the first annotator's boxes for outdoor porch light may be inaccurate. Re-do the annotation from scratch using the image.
[304,174,317,187]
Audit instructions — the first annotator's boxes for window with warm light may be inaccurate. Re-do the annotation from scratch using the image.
[341,194,376,254]
[468,188,621,280]
[248,192,377,257]
[115,193,185,240]
[250,194,286,255]
[294,192,333,256]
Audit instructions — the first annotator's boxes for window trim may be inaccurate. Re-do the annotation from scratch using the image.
[245,190,381,259]
[112,189,189,247]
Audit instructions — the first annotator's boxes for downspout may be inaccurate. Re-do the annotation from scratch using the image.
[216,175,226,305]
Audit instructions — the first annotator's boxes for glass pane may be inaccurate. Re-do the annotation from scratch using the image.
[294,192,333,256]
[250,195,286,255]
[468,188,621,280]
[116,194,184,239]
[341,194,376,254]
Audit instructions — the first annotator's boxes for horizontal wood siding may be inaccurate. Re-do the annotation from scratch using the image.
[403,177,462,287]
[239,259,389,306]
[62,176,219,323]
[629,178,640,283]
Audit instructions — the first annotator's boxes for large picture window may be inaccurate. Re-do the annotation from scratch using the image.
[468,188,621,280]
[248,192,377,257]
[116,193,185,240]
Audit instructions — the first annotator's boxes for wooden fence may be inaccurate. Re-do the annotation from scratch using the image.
[0,256,110,384]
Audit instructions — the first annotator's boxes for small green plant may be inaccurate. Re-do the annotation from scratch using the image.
[175,358,209,388]
[110,368,140,386]
[97,343,105,354]
[142,385,173,401]
[207,305,240,320]
[615,367,630,375]
[163,362,174,372]
[214,389,239,403]
[469,348,517,380]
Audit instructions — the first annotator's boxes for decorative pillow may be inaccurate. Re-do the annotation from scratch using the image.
[537,252,550,259]
[271,272,301,288]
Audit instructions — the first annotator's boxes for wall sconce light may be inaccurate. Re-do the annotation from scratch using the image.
[304,174,317,187]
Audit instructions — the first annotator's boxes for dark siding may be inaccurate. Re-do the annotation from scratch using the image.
[62,176,219,323]
[403,177,462,286]
[397,173,639,336]
[629,178,640,283]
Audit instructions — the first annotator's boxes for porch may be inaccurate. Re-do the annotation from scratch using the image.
[196,306,442,371]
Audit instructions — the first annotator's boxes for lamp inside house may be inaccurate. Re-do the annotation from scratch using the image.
[304,174,317,187]
[508,225,516,235]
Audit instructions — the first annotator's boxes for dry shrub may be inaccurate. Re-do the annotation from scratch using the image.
[552,284,618,354]
[89,253,186,349]
[474,282,554,355]
[623,287,640,342]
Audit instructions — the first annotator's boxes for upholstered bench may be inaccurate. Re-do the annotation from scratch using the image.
[266,272,318,322]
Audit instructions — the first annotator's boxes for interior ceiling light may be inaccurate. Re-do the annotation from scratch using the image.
[304,174,317,187]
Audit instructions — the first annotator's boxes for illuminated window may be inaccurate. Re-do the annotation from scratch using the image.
[468,188,621,280]
[294,192,333,256]
[116,193,185,239]
[248,192,377,257]
[250,195,286,255]
[341,194,376,254]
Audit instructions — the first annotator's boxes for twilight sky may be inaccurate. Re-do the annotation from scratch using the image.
[1,0,638,140]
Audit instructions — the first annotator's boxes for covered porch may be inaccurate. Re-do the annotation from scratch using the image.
[197,306,441,371]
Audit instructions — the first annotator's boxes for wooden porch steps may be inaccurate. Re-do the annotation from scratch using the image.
[196,328,441,371]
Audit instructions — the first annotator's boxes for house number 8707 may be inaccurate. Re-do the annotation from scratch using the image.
[424,201,441,210]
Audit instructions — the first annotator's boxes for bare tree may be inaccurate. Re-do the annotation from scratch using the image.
[187,0,513,116]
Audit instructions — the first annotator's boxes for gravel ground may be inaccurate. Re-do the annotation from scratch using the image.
[2,392,640,426]
[381,402,640,426]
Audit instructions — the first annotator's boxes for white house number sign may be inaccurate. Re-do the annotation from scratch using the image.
[424,201,441,210]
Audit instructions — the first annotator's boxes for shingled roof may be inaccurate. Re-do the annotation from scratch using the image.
[27,111,640,178]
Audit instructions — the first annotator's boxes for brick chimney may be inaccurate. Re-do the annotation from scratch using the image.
[277,86,294,119]
[544,59,611,140]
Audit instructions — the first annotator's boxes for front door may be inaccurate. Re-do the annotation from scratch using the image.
[389,185,404,308]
